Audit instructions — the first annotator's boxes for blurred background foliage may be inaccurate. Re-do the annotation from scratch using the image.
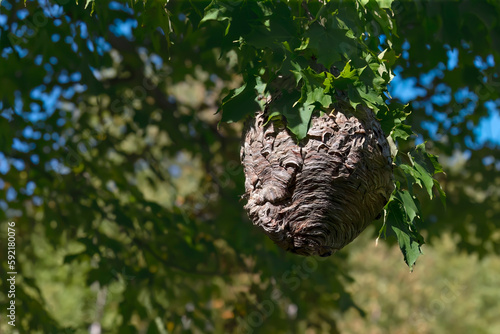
[0,0,499,333]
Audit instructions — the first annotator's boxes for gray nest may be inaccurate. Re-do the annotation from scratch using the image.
[240,106,394,256]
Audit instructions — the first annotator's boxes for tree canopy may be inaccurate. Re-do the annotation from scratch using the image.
[0,0,499,333]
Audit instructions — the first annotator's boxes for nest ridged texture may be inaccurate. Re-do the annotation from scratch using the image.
[241,107,394,257]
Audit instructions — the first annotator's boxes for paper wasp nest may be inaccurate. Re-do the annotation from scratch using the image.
[241,106,394,256]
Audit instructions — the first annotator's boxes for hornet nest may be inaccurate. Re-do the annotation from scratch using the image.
[240,105,394,257]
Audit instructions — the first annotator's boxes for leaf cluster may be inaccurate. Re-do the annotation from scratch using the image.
[200,0,444,267]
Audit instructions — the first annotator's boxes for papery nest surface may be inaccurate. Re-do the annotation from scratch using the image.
[241,106,394,256]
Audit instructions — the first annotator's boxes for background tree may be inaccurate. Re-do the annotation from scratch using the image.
[0,0,498,333]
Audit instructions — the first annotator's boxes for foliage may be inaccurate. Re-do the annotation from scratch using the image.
[391,0,500,259]
[0,0,498,333]
[197,0,445,268]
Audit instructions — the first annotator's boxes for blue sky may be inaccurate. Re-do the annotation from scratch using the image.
[389,47,500,145]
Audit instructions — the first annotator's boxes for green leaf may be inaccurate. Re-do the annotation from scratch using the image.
[305,86,332,108]
[392,123,413,141]
[305,21,353,68]
[267,89,309,139]
[403,143,445,199]
[289,67,333,129]
[299,67,333,108]
[347,85,362,110]
[302,67,328,89]
[378,48,397,67]
[376,0,394,9]
[413,161,435,199]
[291,61,305,86]
[392,224,422,271]
[398,161,433,199]
[264,111,283,126]
[219,79,260,123]
[295,37,309,51]
[434,178,447,209]
[385,200,424,270]
[200,2,234,36]
[376,102,411,136]
[398,163,417,190]
[394,190,419,223]
[201,7,231,24]
[355,84,384,111]
[337,61,357,80]
[283,102,315,141]
[362,0,395,37]
[414,143,444,174]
